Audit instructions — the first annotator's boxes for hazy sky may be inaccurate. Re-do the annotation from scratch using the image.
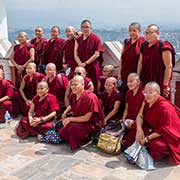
[5,0,180,29]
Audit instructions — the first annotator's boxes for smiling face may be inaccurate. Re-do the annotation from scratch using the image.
[127,74,140,91]
[143,83,160,104]
[35,26,44,39]
[65,26,75,40]
[102,65,113,78]
[144,25,159,44]
[45,63,56,78]
[18,32,28,44]
[36,81,49,97]
[70,76,84,95]
[81,21,92,36]
[104,77,117,94]
[129,24,141,40]
[51,26,60,39]
[26,62,36,76]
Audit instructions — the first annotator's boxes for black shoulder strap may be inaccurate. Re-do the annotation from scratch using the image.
[141,40,164,54]
[26,42,31,51]
[124,38,129,47]
[159,40,164,51]
[140,41,148,54]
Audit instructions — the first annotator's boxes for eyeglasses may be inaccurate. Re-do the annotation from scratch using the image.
[81,26,91,29]
[142,90,156,96]
[102,70,111,72]
[74,72,82,75]
[143,31,157,35]
[35,29,42,32]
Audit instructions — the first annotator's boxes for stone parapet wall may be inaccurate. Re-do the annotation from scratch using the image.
[0,59,12,80]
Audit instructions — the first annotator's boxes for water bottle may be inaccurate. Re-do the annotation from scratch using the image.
[117,80,123,87]
[4,111,12,126]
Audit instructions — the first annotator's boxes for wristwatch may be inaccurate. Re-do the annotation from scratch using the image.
[40,118,44,124]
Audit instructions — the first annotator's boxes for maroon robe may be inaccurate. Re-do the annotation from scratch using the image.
[98,76,106,93]
[43,38,65,72]
[16,94,59,139]
[124,96,180,164]
[77,33,103,89]
[19,72,45,115]
[143,96,180,164]
[13,43,34,88]
[100,89,122,120]
[121,37,145,93]
[0,79,13,122]
[30,38,47,67]
[123,87,144,147]
[47,74,68,112]
[64,39,77,71]
[141,40,176,99]
[125,87,144,120]
[58,90,104,150]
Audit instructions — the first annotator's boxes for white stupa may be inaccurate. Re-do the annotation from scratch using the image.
[0,0,12,80]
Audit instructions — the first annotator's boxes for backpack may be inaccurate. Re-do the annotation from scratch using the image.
[140,40,164,54]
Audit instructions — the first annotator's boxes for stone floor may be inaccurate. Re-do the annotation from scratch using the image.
[0,118,179,180]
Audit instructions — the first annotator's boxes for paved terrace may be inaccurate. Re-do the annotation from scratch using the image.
[0,117,179,180]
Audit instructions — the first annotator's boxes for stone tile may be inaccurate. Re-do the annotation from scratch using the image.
[0,117,179,180]
[0,153,8,161]
[12,156,82,180]
[0,155,34,173]
[0,141,32,156]
[0,128,15,139]
[143,166,175,180]
[111,166,148,180]
[54,171,94,180]
[102,176,122,180]
[71,162,111,180]
[166,166,180,180]
[0,175,21,180]
[42,143,74,156]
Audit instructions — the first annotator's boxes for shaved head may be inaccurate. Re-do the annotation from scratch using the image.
[128,73,140,80]
[106,77,117,85]
[145,81,161,95]
[46,63,56,71]
[147,24,159,31]
[27,62,36,69]
[65,26,76,33]
[103,65,114,72]
[37,81,49,88]
[74,66,87,76]
[129,22,141,31]
[51,26,60,33]
[71,75,85,85]
[35,26,44,32]
[18,32,28,39]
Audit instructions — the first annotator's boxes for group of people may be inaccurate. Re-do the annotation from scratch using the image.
[0,20,180,166]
